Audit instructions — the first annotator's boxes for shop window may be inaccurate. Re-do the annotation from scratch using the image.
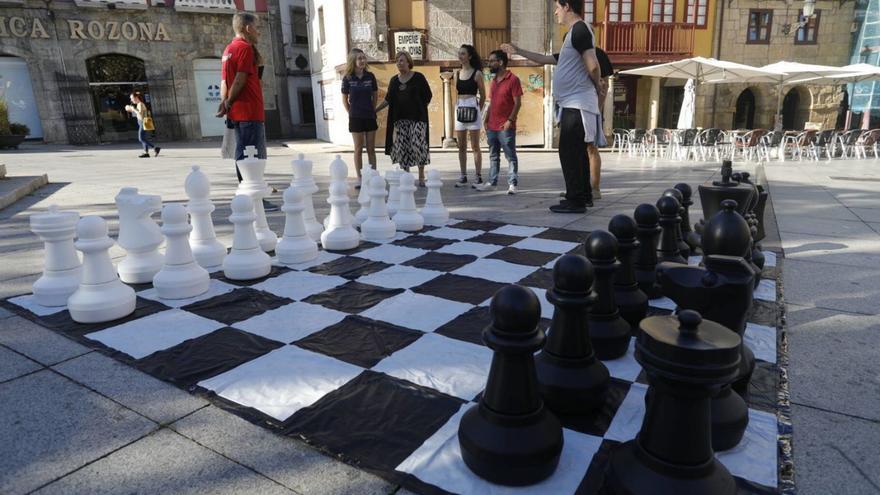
[686,0,708,27]
[795,10,819,44]
[389,0,426,29]
[584,0,594,23]
[747,9,772,44]
[651,0,674,23]
[607,0,633,22]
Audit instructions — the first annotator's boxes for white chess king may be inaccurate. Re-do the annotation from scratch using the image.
[185,165,226,270]
[290,153,324,241]
[236,145,278,252]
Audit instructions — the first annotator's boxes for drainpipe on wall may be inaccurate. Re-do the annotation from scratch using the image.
[711,0,725,128]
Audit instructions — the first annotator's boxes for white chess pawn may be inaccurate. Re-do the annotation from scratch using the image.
[277,185,319,264]
[392,171,424,231]
[421,169,450,226]
[115,187,164,284]
[290,153,323,241]
[323,155,356,229]
[320,156,360,250]
[361,175,396,242]
[153,204,210,300]
[30,205,82,307]
[236,145,278,252]
[185,165,226,270]
[386,167,402,217]
[223,195,272,280]
[68,216,136,324]
[354,168,376,227]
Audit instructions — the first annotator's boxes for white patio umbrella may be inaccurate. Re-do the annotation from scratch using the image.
[620,56,784,84]
[677,78,696,129]
[796,64,880,129]
[757,61,853,129]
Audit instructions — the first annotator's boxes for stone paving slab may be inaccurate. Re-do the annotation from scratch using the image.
[33,429,296,495]
[0,345,41,383]
[782,259,880,315]
[0,316,91,366]
[779,231,880,267]
[776,215,879,239]
[171,406,395,495]
[0,175,48,211]
[52,352,209,425]
[0,370,157,495]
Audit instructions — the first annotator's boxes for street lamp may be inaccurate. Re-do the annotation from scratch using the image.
[802,0,816,18]
[781,0,817,34]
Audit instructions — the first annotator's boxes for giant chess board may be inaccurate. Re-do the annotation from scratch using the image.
[2,219,793,495]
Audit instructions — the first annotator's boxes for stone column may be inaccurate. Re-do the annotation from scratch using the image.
[604,76,615,135]
[441,72,457,148]
[649,77,661,129]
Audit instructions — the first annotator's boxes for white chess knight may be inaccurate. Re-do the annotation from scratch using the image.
[354,168,377,227]
[276,185,319,264]
[421,169,449,226]
[386,166,403,217]
[153,204,210,300]
[290,153,323,241]
[115,187,164,284]
[236,145,278,252]
[185,165,226,270]
[223,194,272,280]
[392,171,424,231]
[361,174,396,242]
[320,155,360,250]
[68,215,136,324]
[30,205,82,307]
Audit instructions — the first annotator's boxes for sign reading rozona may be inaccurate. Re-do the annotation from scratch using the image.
[394,31,423,60]
[0,16,170,41]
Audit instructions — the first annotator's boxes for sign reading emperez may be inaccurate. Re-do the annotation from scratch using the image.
[394,31,423,60]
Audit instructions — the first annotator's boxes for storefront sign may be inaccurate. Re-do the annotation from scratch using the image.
[394,31,423,60]
[0,16,170,41]
[0,17,50,39]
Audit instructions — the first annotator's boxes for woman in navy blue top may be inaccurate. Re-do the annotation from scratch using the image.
[342,48,379,182]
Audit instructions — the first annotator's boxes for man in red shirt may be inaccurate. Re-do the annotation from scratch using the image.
[217,13,268,187]
[476,49,523,195]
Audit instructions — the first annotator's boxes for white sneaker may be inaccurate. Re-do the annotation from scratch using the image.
[507,184,518,195]
[475,182,496,191]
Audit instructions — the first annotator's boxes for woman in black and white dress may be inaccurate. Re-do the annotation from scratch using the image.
[376,51,433,185]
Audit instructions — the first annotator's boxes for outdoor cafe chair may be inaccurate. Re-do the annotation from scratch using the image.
[758,130,785,162]
[611,128,630,154]
[675,128,700,160]
[810,130,836,161]
[649,128,673,159]
[783,130,816,160]
[838,129,865,159]
[696,128,723,161]
[736,129,767,162]
[628,129,649,157]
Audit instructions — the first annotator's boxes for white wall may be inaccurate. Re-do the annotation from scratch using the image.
[279,0,314,127]
[307,0,351,143]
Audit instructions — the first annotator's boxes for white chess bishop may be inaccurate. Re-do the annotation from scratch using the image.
[392,171,424,231]
[67,215,136,323]
[185,165,226,270]
[421,169,449,226]
[152,204,210,300]
[236,145,278,252]
[223,195,272,280]
[115,187,164,284]
[354,168,377,227]
[361,174,396,242]
[320,155,360,250]
[290,153,324,241]
[276,185,319,264]
[30,205,82,307]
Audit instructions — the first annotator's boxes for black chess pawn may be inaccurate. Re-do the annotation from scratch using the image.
[656,195,687,264]
[458,285,563,486]
[535,254,610,414]
[633,203,662,299]
[608,215,648,334]
[662,188,692,259]
[674,183,702,255]
[603,310,740,495]
[585,230,632,359]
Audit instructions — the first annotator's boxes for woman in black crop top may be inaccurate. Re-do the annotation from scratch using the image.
[454,44,486,188]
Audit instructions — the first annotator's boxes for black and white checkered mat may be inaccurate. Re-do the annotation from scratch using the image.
[2,219,789,494]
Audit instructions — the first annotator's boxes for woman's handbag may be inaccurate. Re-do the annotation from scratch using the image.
[142,111,156,131]
[456,106,478,124]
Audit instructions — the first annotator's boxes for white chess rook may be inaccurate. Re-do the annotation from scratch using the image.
[421,169,449,226]
[68,216,136,323]
[392,171,424,232]
[291,153,324,241]
[153,204,210,299]
[361,175,396,242]
[185,165,226,269]
[30,205,82,307]
[236,145,278,252]
[354,168,376,227]
[386,167,402,217]
[321,155,360,250]
[223,195,272,280]
[277,185,319,264]
[115,187,164,284]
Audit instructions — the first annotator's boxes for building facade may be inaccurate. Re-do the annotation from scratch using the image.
[279,0,317,138]
[0,0,293,144]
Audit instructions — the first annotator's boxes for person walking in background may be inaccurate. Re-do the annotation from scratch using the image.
[503,0,603,213]
[342,48,379,185]
[124,91,160,159]
[453,45,486,188]
[375,51,432,185]
[588,46,613,199]
[475,49,522,195]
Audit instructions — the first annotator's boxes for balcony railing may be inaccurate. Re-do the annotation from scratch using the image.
[594,20,695,64]
[73,0,148,9]
[174,0,237,14]
[474,28,508,62]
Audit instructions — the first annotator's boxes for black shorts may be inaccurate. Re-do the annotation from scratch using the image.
[349,117,378,133]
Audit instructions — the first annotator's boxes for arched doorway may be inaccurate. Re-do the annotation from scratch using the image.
[733,88,756,129]
[782,87,810,130]
[86,54,148,141]
[0,56,43,138]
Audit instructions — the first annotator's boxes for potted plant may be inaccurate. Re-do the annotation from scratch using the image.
[0,96,28,149]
